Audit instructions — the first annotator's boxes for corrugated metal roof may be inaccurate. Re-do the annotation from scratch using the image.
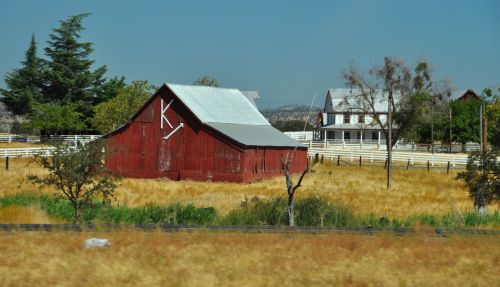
[206,123,306,147]
[167,84,269,125]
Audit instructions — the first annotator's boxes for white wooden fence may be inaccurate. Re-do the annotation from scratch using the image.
[0,147,54,158]
[0,134,100,145]
[307,147,469,166]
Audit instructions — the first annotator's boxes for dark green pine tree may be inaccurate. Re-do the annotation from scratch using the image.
[0,34,43,115]
[42,13,107,128]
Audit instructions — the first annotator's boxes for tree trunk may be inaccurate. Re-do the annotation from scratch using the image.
[74,204,81,224]
[288,194,295,227]
[387,96,392,190]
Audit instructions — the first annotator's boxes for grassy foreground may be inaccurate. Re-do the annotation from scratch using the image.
[0,230,498,286]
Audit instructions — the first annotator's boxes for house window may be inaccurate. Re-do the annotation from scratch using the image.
[326,131,335,139]
[344,132,350,140]
[358,114,365,124]
[327,113,335,125]
[343,113,350,124]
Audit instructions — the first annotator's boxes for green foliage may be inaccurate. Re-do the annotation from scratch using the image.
[193,75,219,87]
[222,196,355,227]
[26,103,86,132]
[456,150,500,211]
[272,120,314,132]
[95,76,127,102]
[485,88,500,148]
[92,80,156,133]
[42,14,107,109]
[2,193,499,228]
[0,34,43,115]
[28,139,117,223]
[450,98,481,144]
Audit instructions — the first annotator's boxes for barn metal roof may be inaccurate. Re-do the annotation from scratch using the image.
[167,84,269,125]
[206,123,306,147]
[167,84,304,148]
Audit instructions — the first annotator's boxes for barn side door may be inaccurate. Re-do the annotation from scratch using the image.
[158,98,185,178]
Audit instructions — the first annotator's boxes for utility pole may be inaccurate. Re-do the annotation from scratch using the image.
[449,104,452,153]
[387,92,392,190]
[480,104,483,153]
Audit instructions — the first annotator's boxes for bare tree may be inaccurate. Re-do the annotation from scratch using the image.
[281,155,307,227]
[343,57,446,189]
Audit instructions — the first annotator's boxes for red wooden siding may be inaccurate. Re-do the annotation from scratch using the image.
[105,86,307,183]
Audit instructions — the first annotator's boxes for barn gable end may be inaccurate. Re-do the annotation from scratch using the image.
[105,83,307,182]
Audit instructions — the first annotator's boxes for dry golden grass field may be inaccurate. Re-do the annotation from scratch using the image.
[1,156,490,223]
[0,142,45,148]
[0,230,498,286]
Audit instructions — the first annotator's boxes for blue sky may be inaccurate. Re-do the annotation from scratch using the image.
[0,0,499,108]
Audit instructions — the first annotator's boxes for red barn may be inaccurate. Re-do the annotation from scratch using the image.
[104,83,307,182]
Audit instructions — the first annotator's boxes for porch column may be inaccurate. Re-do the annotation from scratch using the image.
[323,130,327,143]
[360,131,363,149]
[341,130,345,144]
[378,131,381,150]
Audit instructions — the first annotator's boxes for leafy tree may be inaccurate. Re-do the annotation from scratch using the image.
[96,76,127,102]
[449,98,481,144]
[27,103,86,133]
[92,80,156,133]
[456,150,500,213]
[29,139,117,223]
[0,34,43,115]
[485,87,500,149]
[272,120,314,132]
[343,57,449,189]
[42,13,107,125]
[193,75,219,87]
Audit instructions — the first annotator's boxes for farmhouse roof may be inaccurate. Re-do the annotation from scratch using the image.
[450,89,480,101]
[166,84,305,148]
[324,88,400,113]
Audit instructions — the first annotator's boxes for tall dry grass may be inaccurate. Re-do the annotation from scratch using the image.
[0,157,492,220]
[113,162,474,217]
[0,230,498,286]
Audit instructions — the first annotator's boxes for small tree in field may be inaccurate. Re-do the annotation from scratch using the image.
[281,155,307,227]
[29,139,116,223]
[456,150,500,214]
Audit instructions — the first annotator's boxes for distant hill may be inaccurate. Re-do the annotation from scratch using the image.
[260,105,321,126]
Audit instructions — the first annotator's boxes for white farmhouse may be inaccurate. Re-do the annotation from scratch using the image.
[315,88,395,145]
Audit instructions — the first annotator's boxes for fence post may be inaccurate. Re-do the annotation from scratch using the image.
[359,156,362,167]
[384,157,388,169]
[337,155,340,166]
[8,134,12,143]
[406,159,410,170]
[320,155,324,164]
[5,157,9,171]
[427,160,430,172]
[447,161,450,174]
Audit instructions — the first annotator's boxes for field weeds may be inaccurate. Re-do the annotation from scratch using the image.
[0,230,498,286]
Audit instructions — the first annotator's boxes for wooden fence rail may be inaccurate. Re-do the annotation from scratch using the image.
[307,148,469,166]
